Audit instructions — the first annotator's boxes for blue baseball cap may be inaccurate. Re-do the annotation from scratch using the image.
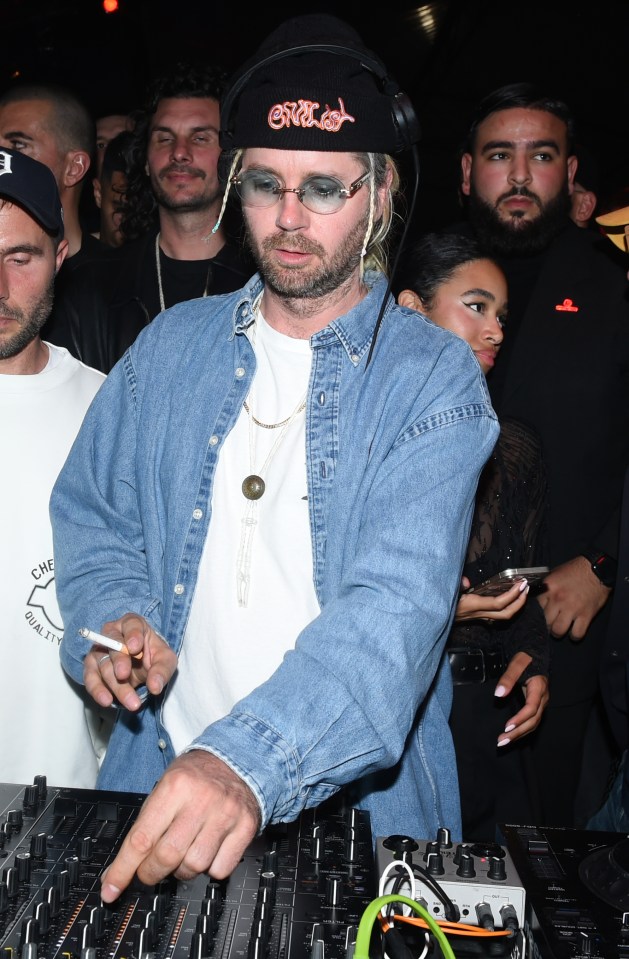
[0,148,64,238]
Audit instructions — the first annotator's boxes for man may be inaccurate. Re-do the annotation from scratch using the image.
[458,82,629,827]
[50,14,498,898]
[46,60,254,373]
[0,82,102,265]
[91,130,132,248]
[569,144,600,229]
[0,147,107,786]
[94,112,133,179]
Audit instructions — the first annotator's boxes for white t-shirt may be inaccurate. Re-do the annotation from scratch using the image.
[0,343,107,787]
[163,313,320,753]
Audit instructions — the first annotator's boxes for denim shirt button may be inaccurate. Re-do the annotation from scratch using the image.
[235,367,245,378]
[192,508,203,520]
[350,353,360,364]
[157,739,167,751]
[174,584,185,595]
[209,435,219,446]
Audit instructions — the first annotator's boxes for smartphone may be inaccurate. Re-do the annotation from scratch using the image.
[468,566,550,597]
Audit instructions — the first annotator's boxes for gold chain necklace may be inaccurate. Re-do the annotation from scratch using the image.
[155,232,212,312]
[243,398,306,430]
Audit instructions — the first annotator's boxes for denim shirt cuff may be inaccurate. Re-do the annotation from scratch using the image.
[185,712,300,827]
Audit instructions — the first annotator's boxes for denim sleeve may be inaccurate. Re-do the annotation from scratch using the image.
[186,408,499,827]
[51,351,161,685]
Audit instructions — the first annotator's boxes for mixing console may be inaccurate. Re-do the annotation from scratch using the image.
[0,778,376,959]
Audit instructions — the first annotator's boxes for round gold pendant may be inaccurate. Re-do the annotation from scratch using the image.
[242,474,265,500]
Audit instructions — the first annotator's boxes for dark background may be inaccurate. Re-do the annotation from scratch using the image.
[4,0,629,232]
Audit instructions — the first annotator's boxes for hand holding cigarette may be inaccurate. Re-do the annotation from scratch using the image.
[79,614,178,713]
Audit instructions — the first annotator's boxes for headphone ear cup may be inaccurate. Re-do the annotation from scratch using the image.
[391,90,421,152]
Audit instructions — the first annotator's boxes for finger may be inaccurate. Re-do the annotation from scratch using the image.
[494,652,532,697]
[85,648,144,711]
[100,790,177,901]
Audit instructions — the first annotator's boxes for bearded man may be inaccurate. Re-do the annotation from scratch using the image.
[50,14,499,895]
[457,82,629,831]
[0,148,107,786]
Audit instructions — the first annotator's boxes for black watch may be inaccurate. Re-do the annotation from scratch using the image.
[581,548,618,588]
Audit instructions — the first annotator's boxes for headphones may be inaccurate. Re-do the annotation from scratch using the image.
[219,42,420,154]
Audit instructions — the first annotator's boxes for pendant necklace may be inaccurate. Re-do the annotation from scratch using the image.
[236,318,307,606]
[155,232,213,312]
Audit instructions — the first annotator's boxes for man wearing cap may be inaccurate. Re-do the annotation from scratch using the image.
[0,147,107,786]
[51,14,498,893]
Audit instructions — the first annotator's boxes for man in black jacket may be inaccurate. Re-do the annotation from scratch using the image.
[456,82,629,828]
[45,61,254,373]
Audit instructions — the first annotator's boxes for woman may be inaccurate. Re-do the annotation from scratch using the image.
[396,232,550,842]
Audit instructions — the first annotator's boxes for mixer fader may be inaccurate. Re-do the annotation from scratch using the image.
[0,778,377,959]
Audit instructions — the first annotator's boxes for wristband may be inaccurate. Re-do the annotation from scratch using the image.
[581,549,618,588]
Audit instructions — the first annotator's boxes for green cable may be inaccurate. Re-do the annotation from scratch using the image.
[354,893,456,959]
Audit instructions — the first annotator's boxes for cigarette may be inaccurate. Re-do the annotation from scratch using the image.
[78,628,142,659]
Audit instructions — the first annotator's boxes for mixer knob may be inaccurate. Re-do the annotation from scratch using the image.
[262,849,278,873]
[47,884,60,918]
[311,823,325,862]
[437,827,452,849]
[6,867,19,897]
[78,836,93,861]
[200,896,220,931]
[90,906,106,939]
[33,776,47,800]
[57,869,71,901]
[325,876,343,907]
[190,930,211,959]
[426,852,444,876]
[259,871,276,897]
[16,852,31,883]
[344,925,357,959]
[22,786,38,810]
[488,856,507,882]
[19,916,39,948]
[0,881,9,913]
[30,832,47,860]
[311,934,325,959]
[7,809,23,831]
[205,881,223,903]
[34,900,50,937]
[345,826,358,863]
[64,856,80,885]
[456,852,476,878]
[247,936,264,959]
[144,911,158,947]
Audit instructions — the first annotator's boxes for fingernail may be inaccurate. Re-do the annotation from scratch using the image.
[100,882,121,903]
[497,737,510,747]
[494,684,507,697]
[504,723,516,733]
[519,580,528,592]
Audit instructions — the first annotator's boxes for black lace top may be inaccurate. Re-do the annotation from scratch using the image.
[449,417,550,681]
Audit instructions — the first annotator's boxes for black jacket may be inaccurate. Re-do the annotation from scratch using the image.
[44,229,255,373]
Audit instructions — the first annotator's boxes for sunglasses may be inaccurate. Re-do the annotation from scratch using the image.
[231,169,370,215]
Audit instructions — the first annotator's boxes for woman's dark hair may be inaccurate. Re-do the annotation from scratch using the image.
[395,232,495,308]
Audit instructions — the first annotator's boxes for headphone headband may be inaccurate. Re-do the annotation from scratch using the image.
[219,41,420,153]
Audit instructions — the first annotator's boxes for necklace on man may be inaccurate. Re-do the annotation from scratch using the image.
[155,232,213,312]
[241,395,307,501]
[236,313,308,605]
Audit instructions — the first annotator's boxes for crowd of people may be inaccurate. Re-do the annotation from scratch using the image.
[2,10,629,898]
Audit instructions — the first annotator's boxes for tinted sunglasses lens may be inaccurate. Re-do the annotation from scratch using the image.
[301,176,345,214]
[236,171,279,207]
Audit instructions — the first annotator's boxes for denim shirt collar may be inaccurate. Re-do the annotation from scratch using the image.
[231,270,392,366]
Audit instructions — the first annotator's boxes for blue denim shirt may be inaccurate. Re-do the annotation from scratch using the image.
[51,271,498,843]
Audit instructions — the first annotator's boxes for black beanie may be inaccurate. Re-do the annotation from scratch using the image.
[220,14,416,154]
